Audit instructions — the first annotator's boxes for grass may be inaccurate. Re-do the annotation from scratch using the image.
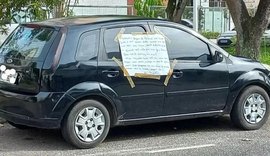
[223,46,270,65]
[260,53,270,65]
[202,30,270,65]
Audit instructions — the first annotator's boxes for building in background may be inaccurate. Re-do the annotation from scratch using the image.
[192,0,259,32]
[127,0,135,15]
[70,0,129,16]
[0,0,263,45]
[200,0,259,8]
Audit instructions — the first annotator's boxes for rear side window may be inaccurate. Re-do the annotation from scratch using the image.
[76,30,99,61]
[0,25,56,60]
[104,26,146,59]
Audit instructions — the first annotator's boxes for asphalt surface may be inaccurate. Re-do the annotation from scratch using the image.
[1,116,270,156]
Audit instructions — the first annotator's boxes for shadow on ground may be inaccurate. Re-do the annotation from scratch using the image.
[0,116,238,151]
[106,115,238,142]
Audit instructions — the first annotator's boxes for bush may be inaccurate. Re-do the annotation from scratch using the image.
[200,31,220,39]
[260,53,270,65]
[223,46,270,65]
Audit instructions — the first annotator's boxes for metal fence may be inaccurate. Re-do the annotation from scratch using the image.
[148,6,232,33]
[69,5,233,33]
[69,5,135,16]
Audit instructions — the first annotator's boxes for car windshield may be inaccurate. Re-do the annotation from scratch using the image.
[0,25,55,60]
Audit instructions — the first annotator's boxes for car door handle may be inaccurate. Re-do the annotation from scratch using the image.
[102,70,120,78]
[172,70,183,78]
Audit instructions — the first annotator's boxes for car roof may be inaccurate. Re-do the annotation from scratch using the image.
[28,15,168,27]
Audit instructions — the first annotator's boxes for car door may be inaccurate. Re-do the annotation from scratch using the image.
[150,23,229,115]
[97,22,165,119]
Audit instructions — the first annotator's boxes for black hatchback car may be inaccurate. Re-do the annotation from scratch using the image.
[0,15,270,149]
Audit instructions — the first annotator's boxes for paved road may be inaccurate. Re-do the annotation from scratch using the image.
[1,116,270,156]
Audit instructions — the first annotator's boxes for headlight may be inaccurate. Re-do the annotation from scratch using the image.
[262,63,270,71]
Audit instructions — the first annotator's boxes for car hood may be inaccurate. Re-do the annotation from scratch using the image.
[228,55,268,73]
[229,54,259,63]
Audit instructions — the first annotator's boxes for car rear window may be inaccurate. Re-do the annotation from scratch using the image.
[0,25,56,61]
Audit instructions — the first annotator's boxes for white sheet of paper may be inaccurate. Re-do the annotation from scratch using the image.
[119,34,170,76]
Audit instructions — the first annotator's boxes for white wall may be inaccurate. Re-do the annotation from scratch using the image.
[200,0,209,7]
[72,0,127,6]
[70,0,128,15]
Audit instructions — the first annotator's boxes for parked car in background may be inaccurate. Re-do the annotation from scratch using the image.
[0,16,270,149]
[216,29,236,47]
[217,25,270,47]
[180,19,193,28]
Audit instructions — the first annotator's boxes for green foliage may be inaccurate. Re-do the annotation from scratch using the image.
[230,36,237,46]
[0,0,62,33]
[200,31,220,39]
[223,46,236,55]
[260,53,270,65]
[182,7,193,19]
[223,46,270,65]
[134,0,164,18]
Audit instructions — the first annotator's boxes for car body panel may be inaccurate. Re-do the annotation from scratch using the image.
[97,22,165,119]
[0,16,269,129]
[148,22,230,115]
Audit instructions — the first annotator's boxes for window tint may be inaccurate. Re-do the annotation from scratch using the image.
[155,26,210,61]
[0,26,55,60]
[104,26,146,59]
[76,30,99,61]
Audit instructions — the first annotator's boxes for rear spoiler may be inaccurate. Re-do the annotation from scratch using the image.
[21,23,61,31]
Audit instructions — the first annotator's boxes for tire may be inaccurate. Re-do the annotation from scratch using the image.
[230,85,270,130]
[8,121,31,129]
[61,100,110,149]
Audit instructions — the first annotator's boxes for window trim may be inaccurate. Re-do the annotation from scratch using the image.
[0,25,58,61]
[75,29,100,61]
[101,24,148,61]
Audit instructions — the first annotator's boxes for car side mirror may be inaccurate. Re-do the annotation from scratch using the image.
[213,51,223,63]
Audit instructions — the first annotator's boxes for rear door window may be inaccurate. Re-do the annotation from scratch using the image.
[103,26,146,59]
[0,25,57,61]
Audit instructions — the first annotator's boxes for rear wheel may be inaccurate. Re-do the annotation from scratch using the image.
[61,100,110,149]
[231,86,270,130]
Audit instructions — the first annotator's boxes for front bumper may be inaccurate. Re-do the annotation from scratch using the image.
[0,90,74,129]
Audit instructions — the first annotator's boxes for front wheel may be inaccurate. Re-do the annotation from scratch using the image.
[61,100,110,149]
[230,86,270,130]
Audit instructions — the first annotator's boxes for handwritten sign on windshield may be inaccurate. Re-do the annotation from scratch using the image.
[119,34,170,76]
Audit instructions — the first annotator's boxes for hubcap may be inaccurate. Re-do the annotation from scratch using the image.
[74,107,105,142]
[243,93,267,124]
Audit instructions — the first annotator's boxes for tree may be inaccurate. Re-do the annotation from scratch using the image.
[53,0,79,18]
[134,0,164,18]
[134,0,189,21]
[166,0,189,22]
[226,0,270,60]
[0,0,76,34]
[0,0,61,33]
